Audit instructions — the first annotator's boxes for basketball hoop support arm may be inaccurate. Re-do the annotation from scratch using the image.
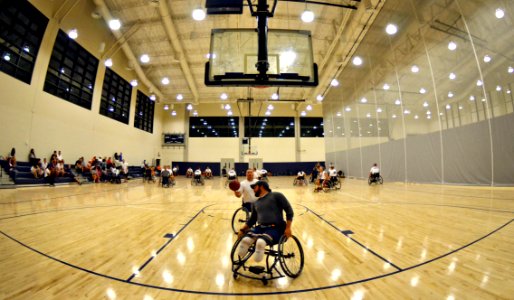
[250,0,278,81]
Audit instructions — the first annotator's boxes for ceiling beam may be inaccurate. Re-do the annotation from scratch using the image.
[158,0,200,104]
[93,0,164,100]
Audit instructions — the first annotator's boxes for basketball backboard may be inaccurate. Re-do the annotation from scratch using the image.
[205,28,318,87]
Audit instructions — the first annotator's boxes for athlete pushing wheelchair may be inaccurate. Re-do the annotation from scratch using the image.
[231,180,304,284]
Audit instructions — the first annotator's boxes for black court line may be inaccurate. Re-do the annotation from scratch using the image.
[301,205,403,271]
[1,218,511,296]
[126,205,214,282]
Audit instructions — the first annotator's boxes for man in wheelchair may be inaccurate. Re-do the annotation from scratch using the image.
[204,166,212,179]
[258,168,268,181]
[193,167,203,184]
[369,163,380,182]
[237,181,294,263]
[294,170,307,185]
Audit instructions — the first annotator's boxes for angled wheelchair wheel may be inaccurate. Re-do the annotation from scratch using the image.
[322,181,330,193]
[379,176,383,184]
[278,235,304,278]
[230,235,253,266]
[334,180,341,190]
[231,207,250,234]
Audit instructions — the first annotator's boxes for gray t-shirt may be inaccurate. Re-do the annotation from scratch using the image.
[247,191,294,227]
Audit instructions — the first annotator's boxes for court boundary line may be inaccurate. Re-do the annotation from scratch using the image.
[126,204,214,282]
[1,218,511,296]
[301,204,403,271]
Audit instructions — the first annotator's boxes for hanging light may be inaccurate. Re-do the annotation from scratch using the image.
[192,8,206,21]
[140,54,150,63]
[385,23,398,35]
[301,10,315,23]
[108,19,122,30]
[104,58,113,67]
[68,29,78,39]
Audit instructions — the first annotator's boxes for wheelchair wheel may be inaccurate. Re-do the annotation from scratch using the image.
[368,177,372,185]
[230,235,254,265]
[231,207,250,234]
[334,180,341,190]
[379,176,383,184]
[278,235,304,278]
[293,179,297,186]
[322,181,330,193]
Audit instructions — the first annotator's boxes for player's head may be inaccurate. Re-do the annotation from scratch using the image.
[373,163,377,166]
[246,169,254,180]
[251,180,271,197]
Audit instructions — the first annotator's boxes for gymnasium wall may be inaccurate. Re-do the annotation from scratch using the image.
[0,0,161,165]
[323,0,514,186]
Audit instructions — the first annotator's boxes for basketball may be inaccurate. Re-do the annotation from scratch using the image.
[228,180,241,191]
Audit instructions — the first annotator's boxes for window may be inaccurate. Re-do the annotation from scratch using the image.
[189,117,239,137]
[134,91,154,133]
[0,0,48,84]
[245,117,294,137]
[44,30,98,109]
[300,117,324,137]
[99,68,132,124]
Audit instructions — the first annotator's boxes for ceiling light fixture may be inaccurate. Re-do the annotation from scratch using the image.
[345,107,351,112]
[140,54,150,63]
[176,94,183,101]
[301,10,314,23]
[271,93,279,100]
[306,105,312,111]
[220,93,228,100]
[108,19,121,30]
[171,110,177,116]
[352,56,363,66]
[150,94,156,101]
[360,97,368,103]
[448,41,457,51]
[161,77,170,85]
[411,65,420,73]
[164,105,169,110]
[316,94,323,101]
[449,72,456,80]
[331,79,339,86]
[383,83,390,90]
[68,29,78,39]
[130,79,138,87]
[385,23,398,35]
[192,8,206,21]
[495,8,505,19]
[483,55,491,63]
[394,99,401,105]
[187,104,193,110]
[419,88,426,94]
[104,58,113,67]
[300,111,307,116]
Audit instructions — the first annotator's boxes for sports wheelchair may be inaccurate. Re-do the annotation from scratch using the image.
[231,233,304,285]
[161,175,176,188]
[204,172,213,179]
[368,173,383,185]
[231,206,250,234]
[314,178,341,192]
[293,176,308,186]
[191,175,205,186]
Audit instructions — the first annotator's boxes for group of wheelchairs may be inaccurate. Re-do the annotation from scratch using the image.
[314,177,342,192]
[230,205,304,285]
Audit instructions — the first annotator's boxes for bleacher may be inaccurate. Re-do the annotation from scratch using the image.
[0,160,145,186]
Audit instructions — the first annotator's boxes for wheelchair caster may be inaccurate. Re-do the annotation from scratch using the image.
[233,273,238,280]
[262,278,268,286]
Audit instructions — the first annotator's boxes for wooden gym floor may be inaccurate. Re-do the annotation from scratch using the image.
[0,176,513,299]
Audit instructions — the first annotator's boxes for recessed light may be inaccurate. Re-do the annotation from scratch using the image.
[385,23,398,35]
[187,104,193,110]
[496,85,502,91]
[150,94,156,101]
[161,77,170,85]
[448,91,454,98]
[360,97,368,103]
[476,80,483,86]
[265,110,271,116]
[220,93,228,100]
[383,83,390,90]
[469,95,475,101]
[316,95,323,101]
[300,111,307,116]
[449,72,456,80]
[377,108,382,113]
[446,104,451,110]
[448,41,457,51]
[419,88,426,94]
[267,104,274,110]
[164,105,169,110]
[331,79,339,86]
[483,55,491,63]
[130,79,138,87]
[176,94,183,101]
[306,105,312,111]
[224,104,231,110]
[394,99,401,105]
[411,65,420,73]
[171,110,177,116]
[271,93,279,100]
[345,107,351,112]
[423,101,428,107]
